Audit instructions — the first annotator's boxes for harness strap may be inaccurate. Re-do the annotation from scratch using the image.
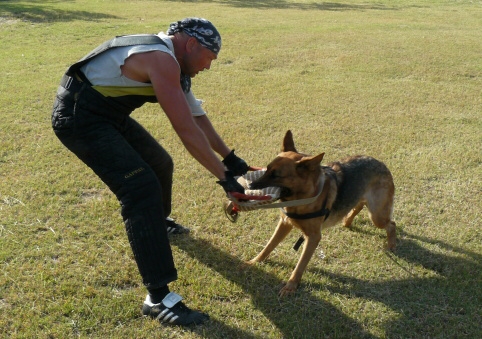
[285,170,337,252]
[284,199,330,252]
[293,237,305,251]
[287,203,330,252]
[281,171,333,220]
[281,206,330,220]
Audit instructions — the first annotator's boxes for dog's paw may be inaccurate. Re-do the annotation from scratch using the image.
[246,256,264,265]
[386,243,396,252]
[386,237,397,251]
[243,259,258,268]
[278,281,298,297]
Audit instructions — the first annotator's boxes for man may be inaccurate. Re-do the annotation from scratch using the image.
[51,18,247,326]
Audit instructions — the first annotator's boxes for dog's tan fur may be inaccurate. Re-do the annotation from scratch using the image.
[248,130,396,296]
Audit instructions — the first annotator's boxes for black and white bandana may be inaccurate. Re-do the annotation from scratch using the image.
[167,17,222,55]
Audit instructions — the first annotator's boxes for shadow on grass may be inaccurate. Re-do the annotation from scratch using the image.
[0,0,119,23]
[309,229,482,337]
[172,236,376,339]
[172,229,481,338]
[163,0,397,11]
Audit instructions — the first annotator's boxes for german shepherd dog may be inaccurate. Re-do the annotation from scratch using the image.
[248,130,396,296]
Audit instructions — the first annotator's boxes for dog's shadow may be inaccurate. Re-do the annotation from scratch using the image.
[171,235,377,338]
[172,227,481,338]
[308,228,482,337]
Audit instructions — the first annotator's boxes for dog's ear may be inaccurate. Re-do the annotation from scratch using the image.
[281,130,297,152]
[296,153,325,171]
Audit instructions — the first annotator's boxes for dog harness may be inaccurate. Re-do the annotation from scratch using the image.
[225,169,335,251]
[287,197,331,251]
[281,201,331,220]
[283,202,331,250]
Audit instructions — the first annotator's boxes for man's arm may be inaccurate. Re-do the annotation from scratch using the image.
[194,114,231,158]
[123,51,227,180]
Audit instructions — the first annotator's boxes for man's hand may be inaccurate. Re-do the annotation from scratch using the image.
[217,171,245,195]
[222,150,249,176]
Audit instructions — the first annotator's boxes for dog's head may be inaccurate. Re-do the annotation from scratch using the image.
[250,130,324,200]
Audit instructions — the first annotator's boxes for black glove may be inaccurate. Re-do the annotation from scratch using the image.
[217,171,245,195]
[222,149,249,176]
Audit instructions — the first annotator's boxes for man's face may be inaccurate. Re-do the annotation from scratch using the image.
[182,38,217,77]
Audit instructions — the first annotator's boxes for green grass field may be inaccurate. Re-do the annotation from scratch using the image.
[1,1,481,338]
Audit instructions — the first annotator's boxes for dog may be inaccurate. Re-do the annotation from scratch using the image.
[248,130,396,296]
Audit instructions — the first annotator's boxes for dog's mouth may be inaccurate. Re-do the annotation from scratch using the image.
[279,187,292,199]
[249,182,292,199]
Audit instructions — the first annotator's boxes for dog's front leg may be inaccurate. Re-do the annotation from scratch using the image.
[279,232,321,296]
[248,217,292,264]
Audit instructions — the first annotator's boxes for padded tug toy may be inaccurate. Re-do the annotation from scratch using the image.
[224,170,281,222]
[224,169,326,223]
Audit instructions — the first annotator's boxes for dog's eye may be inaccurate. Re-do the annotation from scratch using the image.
[270,171,279,179]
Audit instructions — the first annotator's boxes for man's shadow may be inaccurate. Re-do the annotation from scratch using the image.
[171,234,377,338]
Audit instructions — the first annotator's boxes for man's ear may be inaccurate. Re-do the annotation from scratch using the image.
[186,37,198,52]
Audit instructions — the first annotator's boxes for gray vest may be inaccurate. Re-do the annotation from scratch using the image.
[67,34,191,93]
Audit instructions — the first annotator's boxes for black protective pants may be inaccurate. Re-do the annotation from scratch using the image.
[52,75,177,289]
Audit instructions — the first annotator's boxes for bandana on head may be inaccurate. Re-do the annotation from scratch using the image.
[167,17,222,55]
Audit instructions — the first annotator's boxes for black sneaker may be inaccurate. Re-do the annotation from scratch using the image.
[142,293,209,326]
[165,217,190,235]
